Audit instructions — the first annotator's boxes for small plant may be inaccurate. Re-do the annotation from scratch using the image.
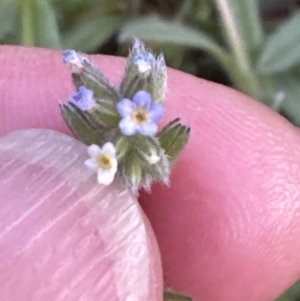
[61,40,190,194]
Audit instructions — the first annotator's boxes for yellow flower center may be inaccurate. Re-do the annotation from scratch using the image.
[132,108,149,125]
[97,153,113,169]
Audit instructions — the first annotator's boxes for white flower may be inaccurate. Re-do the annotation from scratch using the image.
[84,143,117,185]
[134,53,153,74]
[145,150,160,165]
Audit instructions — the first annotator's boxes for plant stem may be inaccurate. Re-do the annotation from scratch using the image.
[18,0,35,46]
[214,0,261,99]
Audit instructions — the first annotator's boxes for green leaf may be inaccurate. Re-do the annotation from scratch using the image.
[119,16,260,96]
[52,0,93,12]
[275,279,300,301]
[0,2,16,40]
[164,290,193,301]
[158,118,190,164]
[120,17,216,50]
[60,103,105,145]
[17,0,61,48]
[273,73,300,127]
[119,16,231,72]
[63,15,125,52]
[257,11,300,74]
[226,0,263,58]
[71,59,121,103]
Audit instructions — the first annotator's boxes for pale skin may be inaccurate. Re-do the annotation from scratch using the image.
[1,46,300,301]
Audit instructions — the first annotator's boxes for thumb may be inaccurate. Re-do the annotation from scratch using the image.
[0,129,162,301]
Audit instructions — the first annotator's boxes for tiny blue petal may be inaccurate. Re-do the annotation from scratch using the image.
[117,98,136,117]
[133,53,153,64]
[149,103,164,122]
[70,86,95,111]
[63,49,77,64]
[132,91,152,110]
[138,122,158,136]
[119,116,137,135]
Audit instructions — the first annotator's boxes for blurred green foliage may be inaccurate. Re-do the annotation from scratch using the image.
[2,0,300,126]
[1,0,300,299]
[276,279,300,301]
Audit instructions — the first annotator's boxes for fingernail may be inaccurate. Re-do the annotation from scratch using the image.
[0,129,162,301]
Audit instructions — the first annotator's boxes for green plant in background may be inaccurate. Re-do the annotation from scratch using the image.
[1,0,300,299]
[276,279,300,301]
[118,0,300,127]
[2,0,300,126]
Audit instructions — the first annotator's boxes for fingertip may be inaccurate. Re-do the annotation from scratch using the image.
[0,46,125,137]
[141,74,300,300]
[0,129,163,300]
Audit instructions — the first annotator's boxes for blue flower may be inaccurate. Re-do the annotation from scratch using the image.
[63,50,88,73]
[134,53,154,74]
[70,86,96,111]
[63,50,77,64]
[117,90,164,136]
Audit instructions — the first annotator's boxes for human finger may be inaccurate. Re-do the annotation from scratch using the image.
[0,129,162,300]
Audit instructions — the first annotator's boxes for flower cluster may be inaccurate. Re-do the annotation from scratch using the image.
[61,40,190,193]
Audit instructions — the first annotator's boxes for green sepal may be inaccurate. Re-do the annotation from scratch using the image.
[119,39,167,104]
[140,173,154,192]
[71,59,121,104]
[94,98,121,128]
[151,53,167,104]
[60,102,105,145]
[130,135,170,188]
[122,73,153,101]
[140,152,170,190]
[120,152,143,194]
[164,290,193,301]
[119,39,153,99]
[118,134,170,193]
[130,134,161,162]
[115,136,130,160]
[158,118,191,163]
